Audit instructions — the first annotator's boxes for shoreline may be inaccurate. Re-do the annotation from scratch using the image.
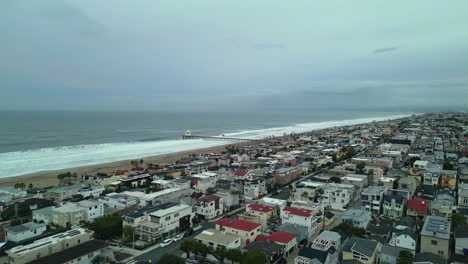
[0,114,414,188]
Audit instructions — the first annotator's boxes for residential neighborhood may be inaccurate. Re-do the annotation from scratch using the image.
[0,112,467,264]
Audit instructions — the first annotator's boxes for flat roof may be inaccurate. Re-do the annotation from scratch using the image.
[195,229,240,245]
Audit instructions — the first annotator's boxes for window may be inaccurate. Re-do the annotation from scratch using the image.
[438,250,444,255]
[431,240,438,245]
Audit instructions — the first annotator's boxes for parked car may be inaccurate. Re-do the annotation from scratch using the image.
[185,258,198,264]
[184,228,194,237]
[173,234,184,241]
[159,239,173,247]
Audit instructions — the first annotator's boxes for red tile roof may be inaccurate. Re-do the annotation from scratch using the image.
[248,204,276,213]
[216,218,261,232]
[234,170,247,176]
[407,198,430,214]
[266,231,297,244]
[283,206,313,217]
[198,194,221,203]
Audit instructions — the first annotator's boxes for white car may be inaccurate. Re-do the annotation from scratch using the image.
[173,234,184,241]
[159,239,173,248]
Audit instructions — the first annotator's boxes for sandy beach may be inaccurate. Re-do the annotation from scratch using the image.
[0,144,237,188]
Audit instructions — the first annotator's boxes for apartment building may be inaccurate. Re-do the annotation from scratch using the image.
[215,218,262,245]
[196,195,223,220]
[420,216,451,259]
[361,186,388,215]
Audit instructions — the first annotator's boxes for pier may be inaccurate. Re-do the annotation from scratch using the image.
[182,130,259,143]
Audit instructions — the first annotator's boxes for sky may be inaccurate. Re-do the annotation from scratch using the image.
[1,0,468,112]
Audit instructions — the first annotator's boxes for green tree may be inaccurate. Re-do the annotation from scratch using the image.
[398,250,414,264]
[91,256,105,264]
[240,249,268,264]
[122,226,134,242]
[194,241,209,258]
[301,191,309,200]
[451,212,468,231]
[330,176,342,183]
[226,249,242,264]
[86,213,123,240]
[180,240,198,258]
[331,220,366,237]
[356,162,366,174]
[214,247,228,263]
[159,253,185,264]
[443,161,455,170]
[28,183,33,189]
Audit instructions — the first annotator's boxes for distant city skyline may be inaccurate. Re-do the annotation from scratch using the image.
[1,0,468,111]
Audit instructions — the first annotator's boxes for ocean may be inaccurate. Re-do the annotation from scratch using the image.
[0,110,411,178]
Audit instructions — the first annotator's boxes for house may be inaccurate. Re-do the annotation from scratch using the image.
[215,218,262,245]
[278,223,310,243]
[4,222,47,243]
[196,195,223,220]
[413,253,447,264]
[453,227,468,264]
[274,167,300,186]
[379,245,405,264]
[136,203,193,242]
[97,193,139,209]
[243,178,267,200]
[6,228,113,264]
[52,203,85,228]
[388,226,417,253]
[195,229,241,250]
[295,230,344,264]
[77,200,104,222]
[406,198,430,224]
[420,216,451,259]
[259,197,287,209]
[281,206,318,234]
[216,189,240,211]
[243,203,277,227]
[257,231,297,256]
[322,183,355,211]
[457,183,468,209]
[243,240,284,264]
[423,164,442,186]
[397,176,418,199]
[122,204,168,228]
[77,185,105,198]
[439,170,457,190]
[383,194,406,219]
[342,209,372,229]
[32,206,54,224]
[341,237,381,264]
[414,160,429,170]
[430,189,455,218]
[361,186,388,215]
[0,188,27,203]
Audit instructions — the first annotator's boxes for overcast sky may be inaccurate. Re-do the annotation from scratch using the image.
[1,0,468,111]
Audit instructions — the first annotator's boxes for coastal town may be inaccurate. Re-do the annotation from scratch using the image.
[0,112,467,264]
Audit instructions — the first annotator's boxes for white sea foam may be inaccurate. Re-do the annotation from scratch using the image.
[0,114,411,178]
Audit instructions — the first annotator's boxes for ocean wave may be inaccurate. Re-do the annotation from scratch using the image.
[0,114,411,178]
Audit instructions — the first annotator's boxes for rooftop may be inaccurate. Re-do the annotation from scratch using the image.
[283,206,313,217]
[215,218,261,232]
[362,186,387,195]
[5,222,46,233]
[195,229,240,245]
[421,216,450,240]
[28,240,108,264]
[247,203,276,213]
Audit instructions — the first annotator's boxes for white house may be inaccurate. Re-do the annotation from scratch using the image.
[78,200,104,222]
[77,186,105,198]
[5,222,47,243]
[32,206,54,224]
[388,227,417,253]
[322,183,354,211]
[281,206,318,234]
[195,229,241,250]
[196,195,224,220]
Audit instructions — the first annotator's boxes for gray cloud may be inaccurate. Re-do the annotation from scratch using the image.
[373,46,399,54]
